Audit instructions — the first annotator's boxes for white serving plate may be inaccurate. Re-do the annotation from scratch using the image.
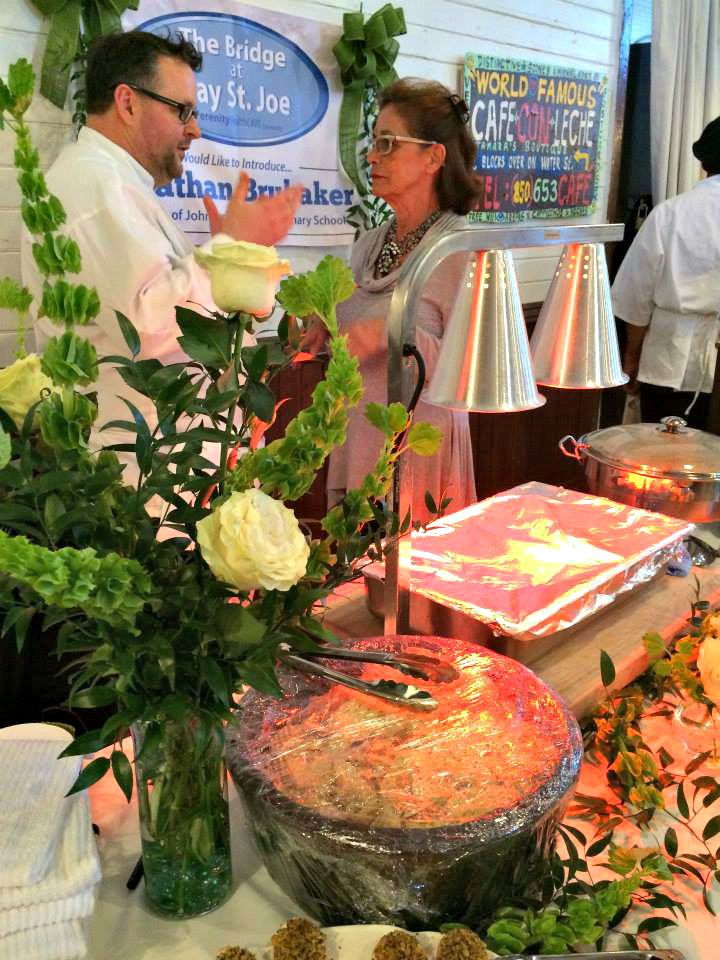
[243,924,496,959]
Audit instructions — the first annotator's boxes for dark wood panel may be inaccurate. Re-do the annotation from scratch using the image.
[470,386,597,501]
[266,320,599,526]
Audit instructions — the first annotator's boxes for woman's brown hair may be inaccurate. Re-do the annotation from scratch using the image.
[377,77,480,214]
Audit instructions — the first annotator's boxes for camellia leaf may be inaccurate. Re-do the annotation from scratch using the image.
[58,728,117,758]
[702,814,720,841]
[176,307,232,368]
[677,781,690,820]
[664,826,678,857]
[245,380,275,423]
[111,749,133,803]
[216,604,266,651]
[65,756,110,797]
[600,649,616,688]
[242,654,283,697]
[114,310,140,357]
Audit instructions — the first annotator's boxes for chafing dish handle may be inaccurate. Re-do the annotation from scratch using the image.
[559,434,588,460]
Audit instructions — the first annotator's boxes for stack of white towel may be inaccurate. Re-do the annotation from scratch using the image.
[0,726,102,960]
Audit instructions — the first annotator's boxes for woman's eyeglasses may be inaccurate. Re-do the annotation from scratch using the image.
[370,134,436,155]
[117,83,199,124]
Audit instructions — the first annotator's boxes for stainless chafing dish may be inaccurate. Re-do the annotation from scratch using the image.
[561,415,720,523]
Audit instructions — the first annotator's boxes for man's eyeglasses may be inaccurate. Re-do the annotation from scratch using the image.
[118,83,198,124]
[370,134,436,155]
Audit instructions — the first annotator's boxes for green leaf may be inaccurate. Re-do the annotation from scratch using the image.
[2,606,35,653]
[242,654,282,697]
[243,343,269,381]
[176,307,232,368]
[216,604,266,651]
[664,826,678,857]
[70,685,117,709]
[114,311,140,357]
[203,659,229,704]
[277,256,355,334]
[111,749,133,802]
[43,492,66,532]
[364,402,392,436]
[677,781,690,820]
[245,379,275,422]
[703,815,720,841]
[406,421,442,456]
[7,59,34,118]
[703,882,717,916]
[600,649,616,688]
[637,917,676,934]
[424,490,438,515]
[65,756,110,796]
[58,728,116,758]
[586,832,613,857]
[0,277,33,314]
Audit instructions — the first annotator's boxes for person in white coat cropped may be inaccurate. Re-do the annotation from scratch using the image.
[21,30,301,469]
[611,116,720,428]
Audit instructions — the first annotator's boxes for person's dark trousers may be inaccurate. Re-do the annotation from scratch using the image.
[639,382,711,430]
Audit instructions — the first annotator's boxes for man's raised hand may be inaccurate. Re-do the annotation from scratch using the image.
[202,171,303,247]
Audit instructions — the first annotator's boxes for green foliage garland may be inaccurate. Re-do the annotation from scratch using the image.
[333,5,404,235]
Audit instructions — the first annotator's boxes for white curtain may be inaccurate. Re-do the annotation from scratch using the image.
[651,0,720,202]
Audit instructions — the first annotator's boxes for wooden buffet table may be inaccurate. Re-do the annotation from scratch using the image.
[81,558,720,959]
[323,563,720,719]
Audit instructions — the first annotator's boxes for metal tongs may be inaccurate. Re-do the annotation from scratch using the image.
[503,951,685,960]
[278,643,459,712]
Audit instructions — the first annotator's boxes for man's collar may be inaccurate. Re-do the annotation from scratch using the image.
[78,126,156,190]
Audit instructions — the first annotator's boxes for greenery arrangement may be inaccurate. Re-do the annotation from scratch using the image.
[475,587,720,955]
[28,0,138,112]
[0,61,441,796]
[333,4,403,235]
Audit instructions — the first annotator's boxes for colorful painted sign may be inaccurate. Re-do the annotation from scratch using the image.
[123,1,353,245]
[464,54,607,222]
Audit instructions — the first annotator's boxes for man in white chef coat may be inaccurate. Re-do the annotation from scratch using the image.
[21,30,302,462]
[611,116,720,428]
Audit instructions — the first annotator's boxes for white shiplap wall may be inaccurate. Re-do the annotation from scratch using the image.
[0,0,624,361]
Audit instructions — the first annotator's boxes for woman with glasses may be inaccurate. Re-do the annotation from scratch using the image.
[309,78,480,523]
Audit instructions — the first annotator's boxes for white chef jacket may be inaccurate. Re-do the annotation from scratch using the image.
[21,127,250,473]
[611,174,720,393]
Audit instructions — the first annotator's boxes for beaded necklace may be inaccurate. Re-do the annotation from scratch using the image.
[374,210,442,278]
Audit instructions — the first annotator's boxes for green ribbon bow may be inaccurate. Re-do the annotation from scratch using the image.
[30,0,139,109]
[333,4,406,196]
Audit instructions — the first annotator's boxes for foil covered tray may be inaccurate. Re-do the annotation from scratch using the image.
[365,482,692,644]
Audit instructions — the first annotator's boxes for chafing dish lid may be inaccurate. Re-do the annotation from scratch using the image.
[582,419,720,481]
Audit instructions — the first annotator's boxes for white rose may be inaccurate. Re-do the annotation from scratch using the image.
[194,234,291,316]
[197,488,309,592]
[0,353,53,428]
[698,634,720,707]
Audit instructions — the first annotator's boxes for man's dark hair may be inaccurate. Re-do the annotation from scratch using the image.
[85,30,202,115]
[692,115,720,177]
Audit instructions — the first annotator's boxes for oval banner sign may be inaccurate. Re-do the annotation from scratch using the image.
[139,12,330,147]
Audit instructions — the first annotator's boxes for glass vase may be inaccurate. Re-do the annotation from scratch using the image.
[673,699,720,769]
[131,716,232,918]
